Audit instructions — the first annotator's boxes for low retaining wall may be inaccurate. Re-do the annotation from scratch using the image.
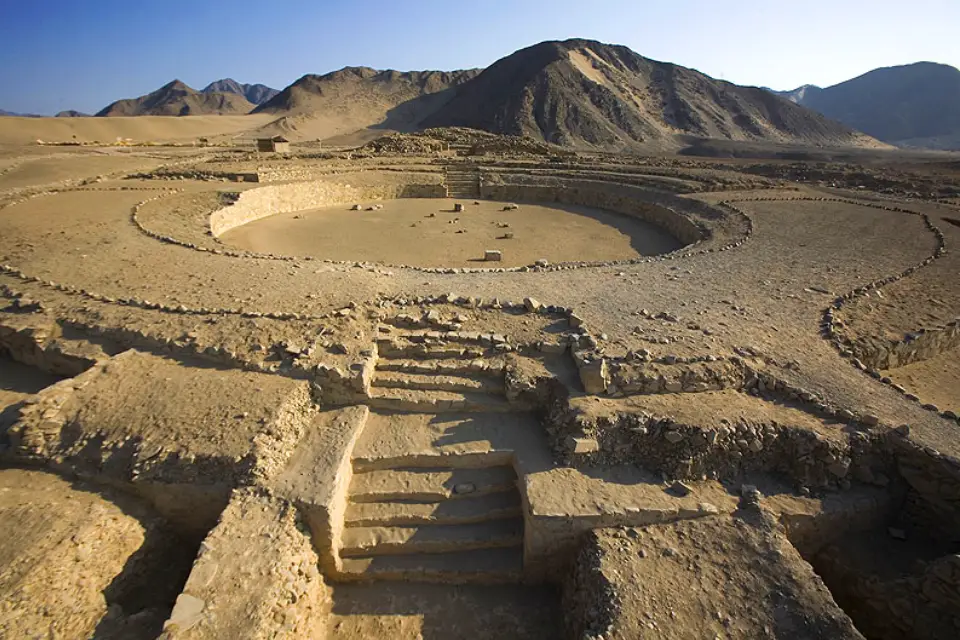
[849,319,960,371]
[209,177,445,237]
[479,179,705,246]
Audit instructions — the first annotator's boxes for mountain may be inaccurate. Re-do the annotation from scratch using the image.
[770,84,822,104]
[96,80,255,117]
[251,66,480,141]
[421,39,879,150]
[776,62,960,148]
[202,79,279,105]
[55,110,89,117]
[0,109,41,117]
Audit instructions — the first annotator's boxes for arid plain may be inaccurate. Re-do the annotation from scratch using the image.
[1,111,959,640]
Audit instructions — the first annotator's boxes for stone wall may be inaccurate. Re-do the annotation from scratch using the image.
[895,438,960,537]
[548,389,895,492]
[562,530,618,640]
[576,352,744,396]
[209,177,446,237]
[480,178,706,246]
[0,309,102,376]
[813,546,960,640]
[161,488,330,638]
[849,319,960,371]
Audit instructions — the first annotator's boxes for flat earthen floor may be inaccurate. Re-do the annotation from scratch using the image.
[219,198,683,267]
[326,583,561,639]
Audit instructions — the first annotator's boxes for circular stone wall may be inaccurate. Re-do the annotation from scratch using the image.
[219,197,685,268]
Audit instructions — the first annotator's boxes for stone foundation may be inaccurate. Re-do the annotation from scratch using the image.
[479,178,706,246]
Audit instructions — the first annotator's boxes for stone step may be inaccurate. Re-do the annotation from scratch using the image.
[372,371,504,395]
[375,358,505,377]
[349,466,517,503]
[340,519,523,557]
[337,546,523,584]
[385,330,509,346]
[353,450,516,473]
[367,388,514,413]
[345,491,523,526]
[376,342,497,360]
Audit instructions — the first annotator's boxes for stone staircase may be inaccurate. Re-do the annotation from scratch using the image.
[369,327,513,413]
[443,165,481,199]
[338,457,525,583]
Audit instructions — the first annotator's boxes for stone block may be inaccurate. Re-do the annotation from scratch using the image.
[484,250,502,262]
[567,436,600,454]
[580,358,609,394]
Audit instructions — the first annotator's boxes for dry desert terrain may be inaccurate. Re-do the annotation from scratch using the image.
[0,120,959,639]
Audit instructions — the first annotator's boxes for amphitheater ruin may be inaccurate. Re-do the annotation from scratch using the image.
[1,133,959,639]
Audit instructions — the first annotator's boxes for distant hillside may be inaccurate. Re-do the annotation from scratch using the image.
[96,80,255,117]
[777,62,960,148]
[422,39,879,150]
[0,109,41,117]
[55,110,89,117]
[251,67,480,140]
[202,79,278,105]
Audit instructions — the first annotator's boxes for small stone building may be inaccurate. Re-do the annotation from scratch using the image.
[256,136,290,153]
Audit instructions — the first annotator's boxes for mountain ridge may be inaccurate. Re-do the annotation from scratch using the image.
[421,39,880,150]
[96,80,255,117]
[202,79,279,105]
[771,62,960,149]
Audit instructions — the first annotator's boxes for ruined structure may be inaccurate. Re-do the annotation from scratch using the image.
[1,138,958,638]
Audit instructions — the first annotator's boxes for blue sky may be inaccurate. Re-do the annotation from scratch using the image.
[1,0,958,114]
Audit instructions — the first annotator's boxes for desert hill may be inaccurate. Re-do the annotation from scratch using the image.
[250,67,480,141]
[202,79,279,105]
[422,39,880,150]
[96,80,255,117]
[55,110,89,118]
[776,62,960,149]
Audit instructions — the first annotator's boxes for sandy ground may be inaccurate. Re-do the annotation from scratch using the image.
[884,346,960,414]
[220,197,682,267]
[0,114,273,145]
[327,584,560,639]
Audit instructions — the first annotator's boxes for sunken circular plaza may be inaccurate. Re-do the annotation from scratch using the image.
[219,197,685,268]
[201,167,710,270]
